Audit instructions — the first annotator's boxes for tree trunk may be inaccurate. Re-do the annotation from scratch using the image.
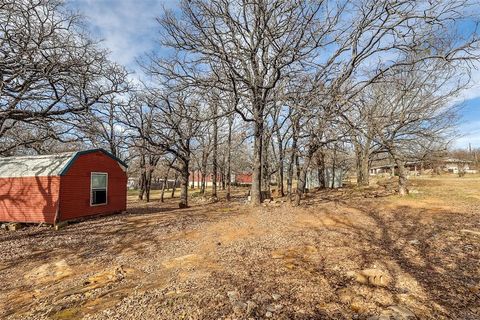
[287,121,298,199]
[160,167,170,203]
[179,160,189,208]
[262,131,271,194]
[197,170,200,188]
[295,154,300,187]
[294,167,307,205]
[251,118,263,205]
[396,161,409,196]
[201,172,206,194]
[331,147,336,189]
[145,170,152,202]
[138,173,145,201]
[276,134,285,197]
[138,153,146,200]
[226,116,233,201]
[144,156,159,203]
[212,106,218,198]
[171,173,178,198]
[221,171,226,190]
[277,166,284,197]
[355,146,370,186]
[317,151,326,189]
[359,155,370,186]
[200,152,207,195]
[160,176,167,202]
[295,152,313,205]
[286,154,294,198]
[221,158,226,190]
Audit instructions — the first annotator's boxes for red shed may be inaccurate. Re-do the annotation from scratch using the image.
[0,149,127,224]
[233,172,253,184]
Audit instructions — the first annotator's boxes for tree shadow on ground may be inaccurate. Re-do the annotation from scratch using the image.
[1,186,478,319]
[303,201,480,318]
[200,194,478,319]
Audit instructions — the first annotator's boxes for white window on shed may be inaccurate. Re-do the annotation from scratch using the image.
[91,173,108,205]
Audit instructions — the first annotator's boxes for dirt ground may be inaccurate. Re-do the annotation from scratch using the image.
[0,175,479,320]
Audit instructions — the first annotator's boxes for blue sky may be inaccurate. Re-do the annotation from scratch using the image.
[457,98,480,148]
[68,0,480,149]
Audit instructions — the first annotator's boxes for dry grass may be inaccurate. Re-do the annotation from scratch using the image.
[0,175,479,319]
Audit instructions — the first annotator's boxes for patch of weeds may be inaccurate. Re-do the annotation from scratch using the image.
[51,307,80,319]
[190,191,203,198]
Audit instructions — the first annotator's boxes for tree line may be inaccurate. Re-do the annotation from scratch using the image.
[1,0,479,207]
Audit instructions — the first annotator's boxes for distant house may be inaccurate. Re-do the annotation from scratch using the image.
[0,149,127,224]
[369,158,477,176]
[369,165,393,176]
[370,164,403,176]
[442,158,475,174]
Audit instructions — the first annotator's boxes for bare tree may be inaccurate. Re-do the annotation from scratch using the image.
[122,87,202,208]
[362,60,465,195]
[0,0,130,155]
[150,0,479,205]
[154,0,333,204]
[73,95,131,159]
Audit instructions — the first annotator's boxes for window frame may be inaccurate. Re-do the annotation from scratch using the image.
[90,172,108,206]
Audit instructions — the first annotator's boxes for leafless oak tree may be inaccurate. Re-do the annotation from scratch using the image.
[0,0,130,155]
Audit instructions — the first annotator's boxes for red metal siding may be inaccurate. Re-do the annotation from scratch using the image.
[0,176,60,223]
[235,173,253,184]
[189,170,220,183]
[59,151,127,221]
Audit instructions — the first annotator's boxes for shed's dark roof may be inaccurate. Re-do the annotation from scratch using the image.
[0,149,127,178]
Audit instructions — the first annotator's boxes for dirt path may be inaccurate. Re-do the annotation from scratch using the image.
[0,178,479,319]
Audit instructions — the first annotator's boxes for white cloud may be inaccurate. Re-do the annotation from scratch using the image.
[455,120,480,148]
[69,0,178,70]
